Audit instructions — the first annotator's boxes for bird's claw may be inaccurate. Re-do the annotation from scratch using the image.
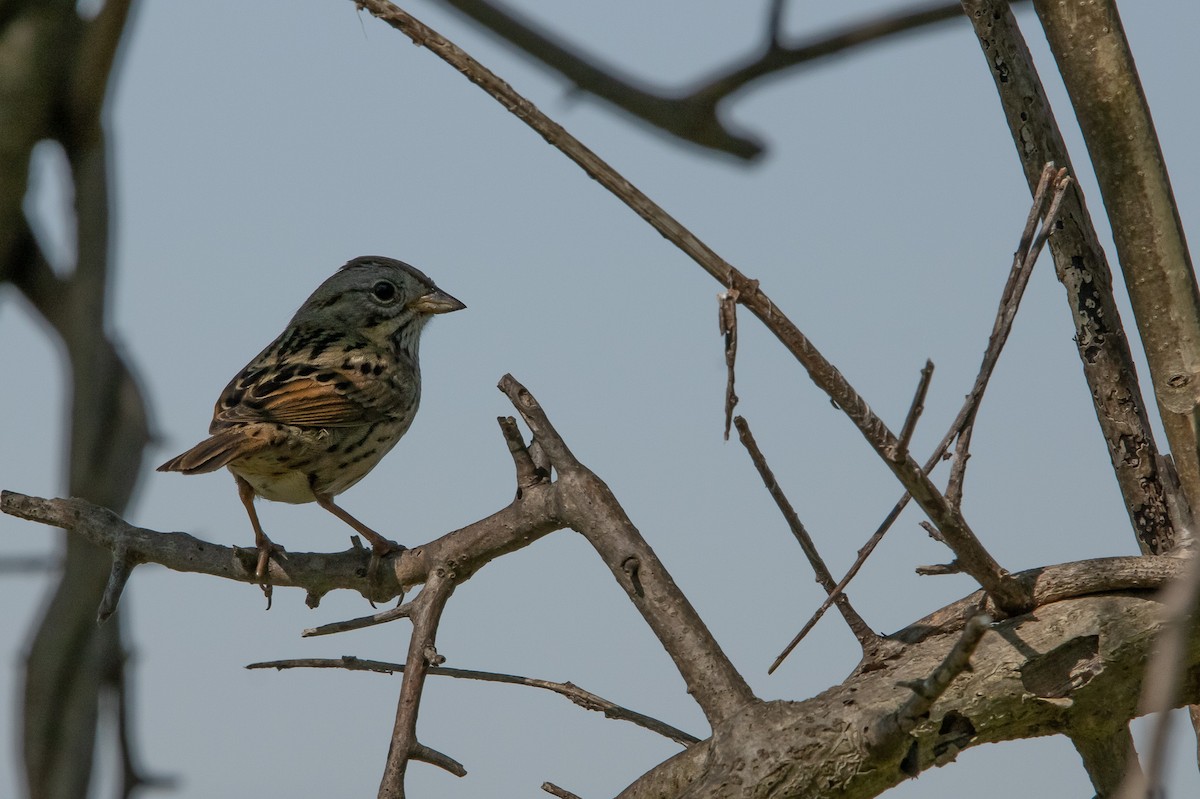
[254,541,286,610]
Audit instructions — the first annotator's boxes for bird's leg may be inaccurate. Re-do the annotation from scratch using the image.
[311,487,404,596]
[235,474,284,608]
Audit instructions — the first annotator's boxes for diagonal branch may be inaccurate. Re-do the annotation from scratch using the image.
[353,0,1029,616]
[1032,0,1200,518]
[961,0,1181,556]
[771,164,1070,668]
[733,416,879,655]
[378,571,463,797]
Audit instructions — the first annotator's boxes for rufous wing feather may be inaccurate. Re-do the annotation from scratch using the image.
[215,365,397,429]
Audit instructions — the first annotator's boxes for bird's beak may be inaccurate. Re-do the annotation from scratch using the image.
[409,289,466,314]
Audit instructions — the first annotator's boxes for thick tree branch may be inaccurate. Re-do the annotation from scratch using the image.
[1030,0,1200,516]
[7,481,1189,799]
[1071,727,1139,799]
[961,0,1182,555]
[620,581,1194,799]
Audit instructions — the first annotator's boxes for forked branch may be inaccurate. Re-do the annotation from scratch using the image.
[352,0,1029,616]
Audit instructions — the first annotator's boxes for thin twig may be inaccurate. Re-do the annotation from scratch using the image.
[734,416,879,653]
[874,613,992,745]
[302,601,415,637]
[890,360,934,462]
[0,555,58,573]
[247,656,699,746]
[719,289,740,440]
[765,0,789,49]
[542,782,584,799]
[769,165,1070,670]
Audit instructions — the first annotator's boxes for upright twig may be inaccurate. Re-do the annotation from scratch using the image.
[719,289,740,439]
[733,417,879,655]
[946,166,1070,507]
[869,614,992,750]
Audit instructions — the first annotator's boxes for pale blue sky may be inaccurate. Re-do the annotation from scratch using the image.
[3,2,1199,797]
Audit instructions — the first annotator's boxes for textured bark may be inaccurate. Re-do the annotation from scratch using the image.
[620,590,1193,799]
[960,0,1181,555]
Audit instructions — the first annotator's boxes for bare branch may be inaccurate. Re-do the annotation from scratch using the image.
[302,601,416,637]
[772,165,1068,666]
[718,289,740,440]
[1033,0,1200,514]
[890,360,934,463]
[1070,728,1140,798]
[733,416,879,655]
[1,485,564,607]
[0,555,58,574]
[353,0,1028,615]
[380,572,462,795]
[871,614,992,748]
[247,656,700,746]
[542,782,584,799]
[946,164,1069,507]
[430,0,1031,158]
[498,415,549,493]
[962,0,1181,555]
[498,374,757,726]
[765,0,789,49]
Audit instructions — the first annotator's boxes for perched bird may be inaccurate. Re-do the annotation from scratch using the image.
[158,256,465,600]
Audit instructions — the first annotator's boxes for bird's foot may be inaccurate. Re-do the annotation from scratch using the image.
[254,540,287,610]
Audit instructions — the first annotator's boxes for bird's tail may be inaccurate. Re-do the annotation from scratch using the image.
[157,429,265,474]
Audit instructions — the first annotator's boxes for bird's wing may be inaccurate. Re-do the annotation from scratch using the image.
[212,359,401,429]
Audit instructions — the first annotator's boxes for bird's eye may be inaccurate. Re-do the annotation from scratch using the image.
[371,281,398,302]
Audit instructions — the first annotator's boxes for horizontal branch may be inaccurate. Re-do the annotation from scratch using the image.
[247,655,700,746]
[0,485,562,607]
